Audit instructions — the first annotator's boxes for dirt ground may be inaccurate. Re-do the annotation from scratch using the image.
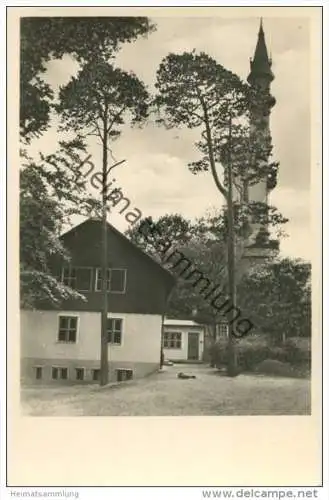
[21,363,311,416]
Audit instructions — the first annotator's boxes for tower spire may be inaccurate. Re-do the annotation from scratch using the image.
[247,18,274,84]
[243,17,277,255]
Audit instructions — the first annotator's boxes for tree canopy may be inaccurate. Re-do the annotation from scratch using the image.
[126,213,304,340]
[126,214,195,263]
[126,213,229,323]
[237,258,311,342]
[20,16,154,141]
[154,51,285,242]
[57,59,149,138]
[20,16,155,308]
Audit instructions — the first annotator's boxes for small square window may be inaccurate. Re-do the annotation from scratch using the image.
[95,268,126,292]
[52,367,68,380]
[218,323,228,339]
[116,369,133,382]
[62,267,77,288]
[76,268,92,291]
[92,369,100,381]
[57,316,78,343]
[75,368,84,381]
[35,367,42,380]
[164,332,182,349]
[61,267,92,291]
[110,269,126,292]
[96,269,111,292]
[107,318,123,345]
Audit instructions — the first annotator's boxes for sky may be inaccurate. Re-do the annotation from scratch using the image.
[27,15,311,260]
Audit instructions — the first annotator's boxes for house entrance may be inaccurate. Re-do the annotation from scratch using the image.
[187,332,199,360]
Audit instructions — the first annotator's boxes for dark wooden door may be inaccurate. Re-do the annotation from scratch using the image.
[187,332,199,360]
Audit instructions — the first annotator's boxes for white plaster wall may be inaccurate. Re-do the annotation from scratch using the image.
[21,310,162,364]
[163,326,204,361]
[108,312,162,364]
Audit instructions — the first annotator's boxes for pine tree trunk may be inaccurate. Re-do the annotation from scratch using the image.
[226,115,238,377]
[100,117,109,386]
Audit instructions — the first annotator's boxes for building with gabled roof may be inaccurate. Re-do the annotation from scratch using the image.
[21,218,175,384]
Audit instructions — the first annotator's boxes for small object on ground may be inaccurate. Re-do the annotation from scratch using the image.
[163,359,174,366]
[177,372,196,379]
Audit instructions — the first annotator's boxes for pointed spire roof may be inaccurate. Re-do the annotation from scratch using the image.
[247,19,274,84]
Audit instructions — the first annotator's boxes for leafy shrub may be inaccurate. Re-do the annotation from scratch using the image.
[208,335,311,373]
[255,359,310,378]
[255,359,295,377]
[237,258,311,344]
[236,336,269,371]
[208,338,228,368]
[209,335,269,371]
[267,346,287,362]
[283,337,311,367]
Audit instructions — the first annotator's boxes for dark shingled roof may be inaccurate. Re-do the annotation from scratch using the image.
[247,19,274,84]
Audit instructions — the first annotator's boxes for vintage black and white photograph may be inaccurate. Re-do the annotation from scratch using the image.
[18,10,317,418]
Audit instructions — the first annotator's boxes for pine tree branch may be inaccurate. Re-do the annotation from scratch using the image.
[198,92,227,199]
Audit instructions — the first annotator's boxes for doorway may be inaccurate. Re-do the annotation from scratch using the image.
[187,332,199,360]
